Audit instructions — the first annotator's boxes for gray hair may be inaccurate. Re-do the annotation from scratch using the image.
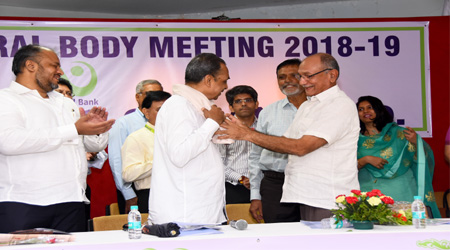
[135,79,162,93]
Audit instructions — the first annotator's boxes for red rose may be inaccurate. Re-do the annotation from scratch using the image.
[381,196,394,205]
[345,196,358,204]
[351,190,362,196]
[401,216,407,222]
[371,189,383,196]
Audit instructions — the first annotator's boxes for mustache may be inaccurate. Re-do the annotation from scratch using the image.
[282,82,300,89]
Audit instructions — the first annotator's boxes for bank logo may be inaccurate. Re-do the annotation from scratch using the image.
[61,61,97,97]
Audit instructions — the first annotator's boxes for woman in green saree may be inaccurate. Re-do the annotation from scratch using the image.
[356,96,440,218]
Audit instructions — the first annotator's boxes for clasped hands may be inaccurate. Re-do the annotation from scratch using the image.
[75,106,115,135]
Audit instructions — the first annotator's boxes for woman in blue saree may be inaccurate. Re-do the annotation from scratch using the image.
[356,96,440,218]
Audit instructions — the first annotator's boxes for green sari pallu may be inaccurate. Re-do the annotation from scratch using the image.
[357,122,440,218]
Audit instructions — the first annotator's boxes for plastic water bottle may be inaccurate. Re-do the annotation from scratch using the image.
[321,217,351,229]
[128,205,142,239]
[412,196,426,229]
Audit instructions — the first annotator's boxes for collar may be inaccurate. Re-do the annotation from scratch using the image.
[307,85,339,102]
[10,81,64,101]
[135,108,147,120]
[145,122,155,133]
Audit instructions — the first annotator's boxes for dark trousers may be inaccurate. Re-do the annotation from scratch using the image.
[299,203,332,221]
[116,184,137,214]
[116,189,126,214]
[136,189,150,214]
[225,182,250,204]
[0,202,86,233]
[260,171,301,223]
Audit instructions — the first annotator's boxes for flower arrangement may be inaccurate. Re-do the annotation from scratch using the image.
[332,189,412,225]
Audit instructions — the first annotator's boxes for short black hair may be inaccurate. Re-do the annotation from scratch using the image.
[276,58,301,75]
[12,44,44,76]
[225,85,258,106]
[185,53,226,84]
[142,91,171,109]
[58,78,73,92]
[356,96,393,134]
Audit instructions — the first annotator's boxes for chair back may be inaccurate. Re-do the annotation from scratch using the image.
[105,203,120,215]
[226,203,259,224]
[92,213,149,231]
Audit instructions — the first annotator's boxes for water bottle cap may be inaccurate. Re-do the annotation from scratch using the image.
[131,205,138,210]
[414,196,421,200]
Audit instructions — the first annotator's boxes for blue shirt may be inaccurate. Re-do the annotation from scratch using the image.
[108,108,146,200]
[248,98,298,200]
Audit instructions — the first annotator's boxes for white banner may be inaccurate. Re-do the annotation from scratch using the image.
[0,20,432,137]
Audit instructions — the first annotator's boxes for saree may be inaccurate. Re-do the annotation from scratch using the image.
[357,122,440,218]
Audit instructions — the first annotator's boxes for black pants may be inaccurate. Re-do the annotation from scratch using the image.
[0,202,86,233]
[116,184,137,214]
[225,182,250,204]
[260,171,301,223]
[136,189,150,214]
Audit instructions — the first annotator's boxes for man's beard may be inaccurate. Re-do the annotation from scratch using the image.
[280,82,302,96]
[36,78,58,93]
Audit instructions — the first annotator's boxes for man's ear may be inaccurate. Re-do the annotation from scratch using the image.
[203,74,213,87]
[229,105,235,113]
[328,69,339,83]
[24,60,37,72]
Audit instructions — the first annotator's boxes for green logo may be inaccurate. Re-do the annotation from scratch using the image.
[417,239,450,249]
[61,61,97,97]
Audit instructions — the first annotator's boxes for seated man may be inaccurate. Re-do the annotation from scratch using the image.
[121,91,171,213]
[218,85,259,204]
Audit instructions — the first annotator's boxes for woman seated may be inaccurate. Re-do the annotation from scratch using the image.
[356,96,440,218]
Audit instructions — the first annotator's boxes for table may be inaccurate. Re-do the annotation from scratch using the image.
[4,222,450,250]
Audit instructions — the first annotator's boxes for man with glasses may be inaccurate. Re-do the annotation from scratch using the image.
[108,79,163,214]
[220,53,360,221]
[56,78,75,98]
[218,85,259,204]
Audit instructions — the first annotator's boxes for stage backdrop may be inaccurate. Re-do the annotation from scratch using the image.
[0,19,432,137]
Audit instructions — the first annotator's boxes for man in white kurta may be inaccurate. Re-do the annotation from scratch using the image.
[149,53,229,224]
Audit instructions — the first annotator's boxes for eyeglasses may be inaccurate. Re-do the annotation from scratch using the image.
[234,98,255,105]
[56,89,74,97]
[295,68,332,81]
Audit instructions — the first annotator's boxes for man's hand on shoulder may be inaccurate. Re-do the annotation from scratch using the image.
[75,106,115,135]
[202,105,225,125]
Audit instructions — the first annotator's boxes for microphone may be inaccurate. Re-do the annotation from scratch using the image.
[230,219,248,230]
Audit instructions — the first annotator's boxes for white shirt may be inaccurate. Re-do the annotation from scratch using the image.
[0,81,107,205]
[281,86,360,209]
[121,122,155,191]
[149,94,226,224]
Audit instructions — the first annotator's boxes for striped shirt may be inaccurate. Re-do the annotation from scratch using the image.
[218,117,257,185]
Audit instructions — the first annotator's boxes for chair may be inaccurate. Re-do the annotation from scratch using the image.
[444,189,450,218]
[92,213,149,231]
[226,203,259,224]
[105,203,120,215]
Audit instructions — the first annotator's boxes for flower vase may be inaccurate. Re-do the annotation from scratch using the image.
[352,220,374,230]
